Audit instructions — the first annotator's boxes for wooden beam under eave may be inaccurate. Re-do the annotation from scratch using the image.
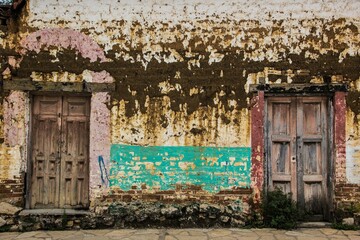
[3,79,115,92]
[249,83,348,94]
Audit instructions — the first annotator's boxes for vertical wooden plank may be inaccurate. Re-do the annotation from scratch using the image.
[266,98,273,192]
[290,98,297,201]
[296,97,304,208]
[320,98,328,217]
[60,97,69,207]
[326,96,334,220]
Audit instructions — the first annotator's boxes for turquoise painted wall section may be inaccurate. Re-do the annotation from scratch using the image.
[109,145,251,193]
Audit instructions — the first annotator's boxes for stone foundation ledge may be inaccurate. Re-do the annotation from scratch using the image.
[0,201,247,231]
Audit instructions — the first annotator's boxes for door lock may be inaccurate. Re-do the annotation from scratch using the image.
[291,156,296,162]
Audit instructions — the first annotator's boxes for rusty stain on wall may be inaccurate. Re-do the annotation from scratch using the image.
[111,96,250,147]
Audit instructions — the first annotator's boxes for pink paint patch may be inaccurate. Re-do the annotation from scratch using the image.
[20,28,108,63]
[91,70,114,83]
[4,91,27,147]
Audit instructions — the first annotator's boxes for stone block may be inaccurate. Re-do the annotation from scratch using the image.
[342,217,354,225]
[0,202,22,215]
[0,217,6,227]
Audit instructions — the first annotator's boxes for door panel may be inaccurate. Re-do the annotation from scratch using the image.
[31,96,62,208]
[30,95,90,209]
[267,98,297,197]
[266,96,328,218]
[61,97,90,208]
[297,98,327,215]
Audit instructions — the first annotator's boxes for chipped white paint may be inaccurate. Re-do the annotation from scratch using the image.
[244,73,257,94]
[310,76,324,84]
[2,68,11,80]
[350,77,360,91]
[28,0,360,24]
[11,1,355,69]
[158,81,182,94]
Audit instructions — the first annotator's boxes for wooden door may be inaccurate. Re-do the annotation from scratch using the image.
[30,95,90,209]
[266,96,329,218]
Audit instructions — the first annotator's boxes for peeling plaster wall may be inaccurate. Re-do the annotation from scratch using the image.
[89,92,111,199]
[346,109,360,183]
[346,79,360,184]
[22,0,360,67]
[0,91,28,205]
[0,0,359,211]
[1,91,27,178]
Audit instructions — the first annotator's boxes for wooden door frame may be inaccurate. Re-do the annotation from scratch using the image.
[250,84,347,220]
[25,92,91,209]
[264,95,331,219]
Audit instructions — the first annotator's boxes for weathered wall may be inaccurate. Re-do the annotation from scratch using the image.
[346,79,360,184]
[0,0,359,222]
[0,91,27,205]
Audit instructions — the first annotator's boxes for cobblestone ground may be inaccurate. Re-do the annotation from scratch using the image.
[0,228,360,240]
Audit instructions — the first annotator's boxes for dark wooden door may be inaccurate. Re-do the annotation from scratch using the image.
[266,96,329,218]
[30,95,90,209]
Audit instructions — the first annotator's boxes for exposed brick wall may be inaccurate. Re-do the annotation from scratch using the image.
[0,177,24,206]
[335,183,360,208]
[92,187,252,215]
[97,188,252,204]
[334,92,350,211]
[251,91,264,204]
[334,92,347,182]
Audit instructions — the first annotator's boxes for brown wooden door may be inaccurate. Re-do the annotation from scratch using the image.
[30,95,90,209]
[266,96,329,218]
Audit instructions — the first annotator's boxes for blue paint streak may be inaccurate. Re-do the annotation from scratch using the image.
[98,155,110,186]
[109,145,251,193]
